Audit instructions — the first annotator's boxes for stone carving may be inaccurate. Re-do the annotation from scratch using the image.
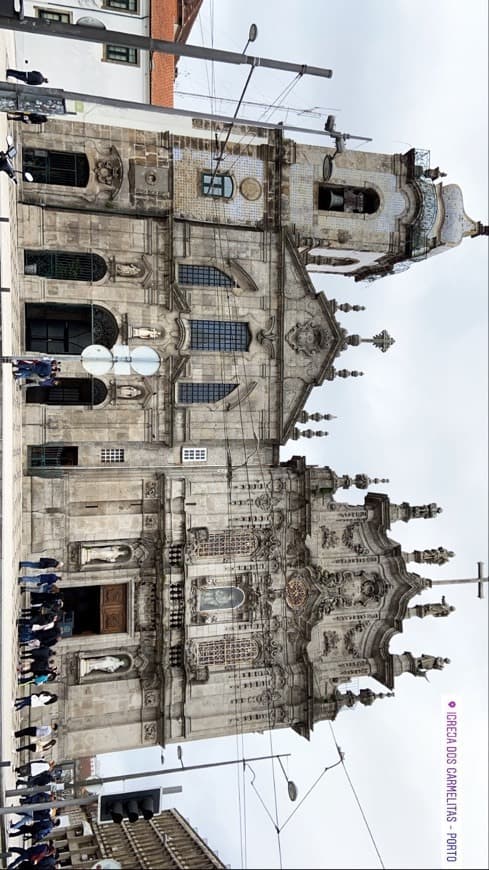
[256,689,281,705]
[414,654,451,678]
[115,261,146,278]
[256,316,277,359]
[407,597,455,619]
[323,631,339,656]
[80,544,131,565]
[144,515,157,529]
[144,690,157,707]
[405,547,455,565]
[285,320,330,357]
[144,481,158,499]
[255,492,281,512]
[132,327,163,340]
[344,623,365,658]
[321,528,339,549]
[240,176,263,201]
[316,570,389,615]
[143,722,157,742]
[80,655,129,676]
[285,576,308,611]
[94,155,122,188]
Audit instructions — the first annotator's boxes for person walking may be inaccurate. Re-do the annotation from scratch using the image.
[6,69,49,85]
[13,359,54,380]
[15,760,55,777]
[18,574,61,589]
[14,692,58,711]
[16,770,55,788]
[4,841,56,870]
[15,737,56,756]
[19,647,56,663]
[7,112,48,125]
[8,817,59,842]
[28,591,63,607]
[14,724,57,741]
[19,558,63,570]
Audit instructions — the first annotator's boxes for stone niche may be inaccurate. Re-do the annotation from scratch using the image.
[69,538,150,571]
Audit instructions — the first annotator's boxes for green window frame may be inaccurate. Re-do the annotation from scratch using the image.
[105,44,139,65]
[202,173,234,198]
[37,9,71,23]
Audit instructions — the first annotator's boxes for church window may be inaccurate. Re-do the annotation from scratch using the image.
[190,320,250,352]
[182,447,207,462]
[25,303,118,355]
[177,383,237,404]
[29,445,78,467]
[25,378,108,406]
[198,636,259,666]
[104,45,139,65]
[201,173,234,198]
[196,530,256,557]
[199,586,245,611]
[24,251,107,282]
[178,265,234,287]
[23,149,90,187]
[101,448,125,463]
[318,185,380,215]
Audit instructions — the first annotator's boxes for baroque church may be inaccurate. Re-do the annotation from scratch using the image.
[15,112,486,759]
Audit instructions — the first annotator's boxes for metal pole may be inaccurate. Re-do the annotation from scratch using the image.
[0,15,333,79]
[0,83,340,141]
[0,794,97,816]
[75,752,291,791]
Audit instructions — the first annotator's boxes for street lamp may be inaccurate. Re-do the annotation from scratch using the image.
[176,745,184,769]
[242,23,258,54]
[277,756,298,802]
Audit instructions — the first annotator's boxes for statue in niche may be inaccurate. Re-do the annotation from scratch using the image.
[80,543,132,566]
[115,262,145,278]
[80,655,128,676]
[132,327,163,340]
[199,586,245,611]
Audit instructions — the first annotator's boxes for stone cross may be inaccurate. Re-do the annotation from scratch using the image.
[430,561,488,600]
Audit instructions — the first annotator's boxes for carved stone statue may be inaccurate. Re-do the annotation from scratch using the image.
[132,327,163,340]
[404,547,455,565]
[80,544,131,565]
[407,596,455,619]
[80,656,127,676]
[414,654,451,677]
[115,261,145,278]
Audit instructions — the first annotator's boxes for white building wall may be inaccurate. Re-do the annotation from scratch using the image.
[15,1,151,104]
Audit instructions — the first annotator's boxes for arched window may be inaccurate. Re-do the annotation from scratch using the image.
[199,586,245,611]
[177,383,237,404]
[198,637,259,666]
[23,148,90,187]
[318,185,380,215]
[25,303,118,355]
[24,251,107,282]
[201,173,234,198]
[178,265,235,287]
[25,378,107,406]
[190,321,250,351]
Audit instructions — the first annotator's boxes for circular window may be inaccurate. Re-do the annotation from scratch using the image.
[240,177,262,201]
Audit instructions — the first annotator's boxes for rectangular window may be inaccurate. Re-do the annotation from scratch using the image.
[37,9,71,22]
[29,445,78,467]
[178,383,236,404]
[190,320,249,352]
[201,173,234,198]
[105,45,139,65]
[101,448,125,463]
[103,0,138,10]
[182,448,208,463]
[178,265,234,287]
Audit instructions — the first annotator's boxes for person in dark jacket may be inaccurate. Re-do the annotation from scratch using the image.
[6,841,55,870]
[18,573,60,588]
[7,112,49,125]
[6,69,49,85]
[8,818,59,841]
[16,770,54,788]
[19,647,56,662]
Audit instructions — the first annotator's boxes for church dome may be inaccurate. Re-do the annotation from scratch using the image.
[440,184,476,245]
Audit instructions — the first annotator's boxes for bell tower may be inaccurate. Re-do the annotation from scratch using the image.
[283,138,487,283]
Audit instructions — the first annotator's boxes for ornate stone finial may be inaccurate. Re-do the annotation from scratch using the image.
[291,427,329,440]
[329,299,366,313]
[474,222,489,236]
[390,502,443,522]
[343,328,395,353]
[423,166,447,180]
[335,688,395,712]
[354,474,390,490]
[403,547,455,566]
[298,411,337,423]
[406,597,456,619]
[332,368,365,379]
[394,651,450,679]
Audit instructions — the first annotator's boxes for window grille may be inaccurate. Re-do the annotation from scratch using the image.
[25,303,118,355]
[182,447,208,462]
[105,45,139,65]
[178,265,234,287]
[29,446,78,467]
[23,149,90,187]
[25,378,107,407]
[38,9,70,22]
[190,320,250,352]
[198,637,259,666]
[24,251,107,282]
[177,383,236,404]
[201,173,234,198]
[196,530,255,558]
[104,0,138,10]
[101,448,125,463]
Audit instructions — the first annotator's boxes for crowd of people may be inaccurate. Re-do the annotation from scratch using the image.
[5,556,65,870]
[12,359,62,389]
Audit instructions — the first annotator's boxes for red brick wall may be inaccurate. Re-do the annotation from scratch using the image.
[151,0,178,107]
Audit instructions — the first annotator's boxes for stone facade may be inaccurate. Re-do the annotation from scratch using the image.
[14,116,465,759]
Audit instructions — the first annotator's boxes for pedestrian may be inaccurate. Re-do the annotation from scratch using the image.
[14,692,58,711]
[5,841,55,870]
[14,724,57,741]
[23,378,60,388]
[8,817,59,842]
[29,591,63,607]
[19,558,63,570]
[7,112,48,125]
[16,770,54,788]
[19,647,56,662]
[18,574,60,588]
[12,359,54,380]
[15,760,55,777]
[6,69,49,85]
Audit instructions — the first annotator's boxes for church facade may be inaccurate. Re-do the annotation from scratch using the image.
[15,113,481,759]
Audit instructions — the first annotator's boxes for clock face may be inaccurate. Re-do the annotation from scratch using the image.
[285,577,307,610]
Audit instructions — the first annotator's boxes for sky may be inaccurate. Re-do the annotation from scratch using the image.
[90,1,488,867]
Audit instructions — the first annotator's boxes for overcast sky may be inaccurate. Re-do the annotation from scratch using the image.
[95,2,488,868]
